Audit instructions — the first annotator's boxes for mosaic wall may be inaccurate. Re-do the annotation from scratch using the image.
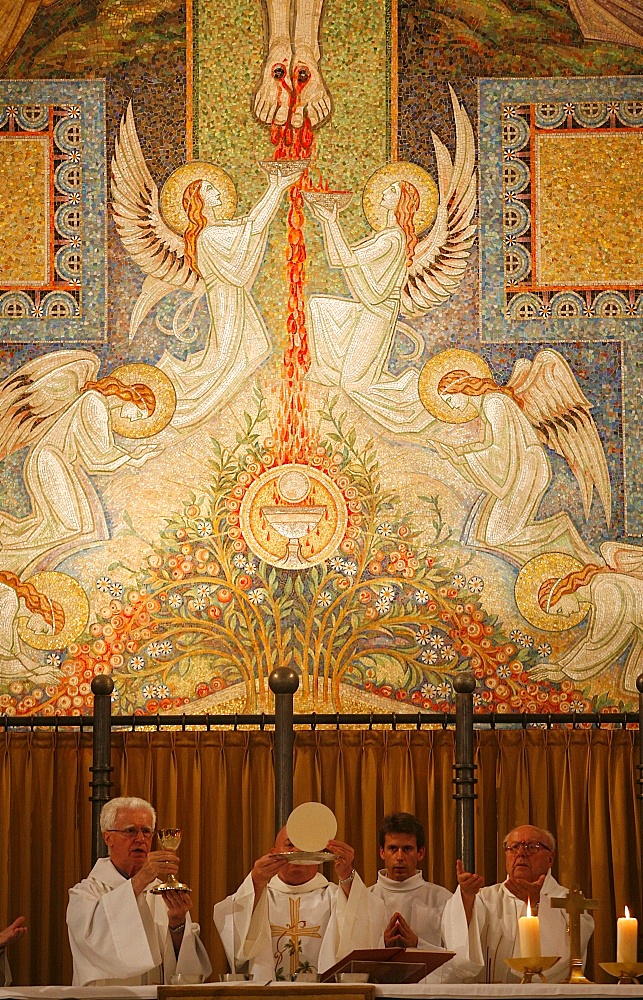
[0,0,641,718]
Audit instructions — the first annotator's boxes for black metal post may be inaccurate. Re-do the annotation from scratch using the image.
[453,671,477,872]
[90,674,114,865]
[269,667,299,834]
[637,674,643,940]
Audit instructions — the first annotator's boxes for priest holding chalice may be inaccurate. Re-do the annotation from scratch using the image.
[66,796,211,985]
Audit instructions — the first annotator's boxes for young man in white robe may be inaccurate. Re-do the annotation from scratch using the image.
[213,826,381,981]
[369,812,480,982]
[66,796,211,986]
[0,915,27,986]
[456,823,595,982]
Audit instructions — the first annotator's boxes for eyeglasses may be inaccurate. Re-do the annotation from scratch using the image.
[107,826,154,839]
[504,841,549,855]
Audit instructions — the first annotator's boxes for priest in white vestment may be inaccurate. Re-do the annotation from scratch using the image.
[456,823,594,982]
[213,826,381,981]
[369,812,480,983]
[67,796,211,986]
[0,915,27,986]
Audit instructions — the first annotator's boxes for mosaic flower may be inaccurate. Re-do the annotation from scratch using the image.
[468,576,484,594]
[96,576,112,593]
[317,591,332,608]
[329,556,344,572]
[420,649,438,664]
[414,589,429,605]
[452,573,466,589]
[416,626,432,646]
[374,597,391,615]
[189,596,207,611]
[378,586,396,601]
[342,559,358,577]
[497,664,512,679]
[232,554,247,568]
[196,583,212,597]
[248,589,265,605]
[129,655,146,671]
[168,593,183,609]
[196,519,213,537]
[46,652,61,667]
[109,581,124,599]
[376,523,392,537]
[421,682,439,699]
[537,643,552,657]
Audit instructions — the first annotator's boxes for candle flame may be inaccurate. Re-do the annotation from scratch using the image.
[526,898,532,917]
[625,906,630,919]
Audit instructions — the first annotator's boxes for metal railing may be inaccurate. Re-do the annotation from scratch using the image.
[2,672,642,884]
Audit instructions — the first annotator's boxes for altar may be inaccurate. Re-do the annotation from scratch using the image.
[1,985,643,1000]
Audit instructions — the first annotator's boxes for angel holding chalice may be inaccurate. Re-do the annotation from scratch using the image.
[302,85,477,435]
[111,104,307,431]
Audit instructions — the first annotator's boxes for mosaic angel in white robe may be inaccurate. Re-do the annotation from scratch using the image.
[111,103,305,431]
[421,348,611,567]
[0,351,162,575]
[533,542,643,692]
[303,85,477,434]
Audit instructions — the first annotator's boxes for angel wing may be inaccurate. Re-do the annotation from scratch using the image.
[111,102,205,340]
[507,348,612,526]
[0,350,100,462]
[400,85,477,318]
[600,541,643,579]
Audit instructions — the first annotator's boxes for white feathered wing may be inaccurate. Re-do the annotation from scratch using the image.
[0,350,100,462]
[507,348,612,526]
[400,84,477,318]
[111,101,204,341]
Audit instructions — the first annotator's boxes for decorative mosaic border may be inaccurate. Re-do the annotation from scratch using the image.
[479,77,643,537]
[479,76,643,344]
[503,100,643,321]
[0,80,105,343]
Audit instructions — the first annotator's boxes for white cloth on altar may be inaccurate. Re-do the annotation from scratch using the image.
[66,857,211,986]
[213,870,381,981]
[464,872,594,983]
[370,871,480,983]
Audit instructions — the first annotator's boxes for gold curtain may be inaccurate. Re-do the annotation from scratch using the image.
[0,727,639,985]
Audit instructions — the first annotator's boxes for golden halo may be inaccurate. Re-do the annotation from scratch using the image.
[362,161,438,234]
[514,552,591,633]
[418,349,492,423]
[160,161,237,234]
[109,363,176,438]
[18,571,89,650]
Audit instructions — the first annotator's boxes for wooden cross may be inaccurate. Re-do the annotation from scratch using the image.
[551,885,599,984]
[271,896,322,976]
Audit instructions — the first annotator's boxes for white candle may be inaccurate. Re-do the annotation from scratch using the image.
[617,907,637,966]
[519,899,541,958]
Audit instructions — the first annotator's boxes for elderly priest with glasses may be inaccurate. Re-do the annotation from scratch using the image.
[66,796,211,985]
[456,824,594,983]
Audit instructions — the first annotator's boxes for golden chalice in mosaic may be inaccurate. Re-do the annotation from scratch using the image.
[149,827,192,894]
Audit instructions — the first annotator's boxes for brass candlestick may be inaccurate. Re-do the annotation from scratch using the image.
[505,956,560,983]
[600,962,643,985]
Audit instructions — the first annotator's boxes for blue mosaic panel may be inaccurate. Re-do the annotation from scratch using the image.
[0,80,105,343]
[479,76,642,537]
